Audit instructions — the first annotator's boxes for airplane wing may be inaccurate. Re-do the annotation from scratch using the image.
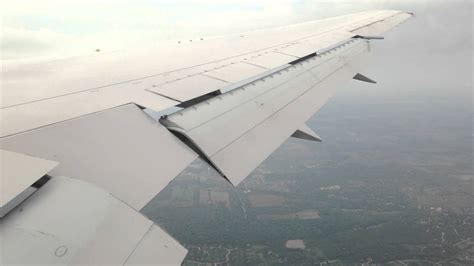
[0,10,412,265]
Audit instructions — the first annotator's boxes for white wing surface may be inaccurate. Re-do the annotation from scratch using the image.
[0,10,412,265]
[0,176,187,265]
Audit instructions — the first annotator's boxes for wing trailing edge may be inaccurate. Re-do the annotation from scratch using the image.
[161,39,370,185]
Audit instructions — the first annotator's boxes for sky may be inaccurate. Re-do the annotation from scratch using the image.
[340,0,472,98]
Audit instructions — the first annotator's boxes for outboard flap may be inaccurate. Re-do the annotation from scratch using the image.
[161,39,370,185]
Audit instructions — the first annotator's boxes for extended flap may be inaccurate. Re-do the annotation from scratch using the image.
[0,104,198,210]
[161,39,370,185]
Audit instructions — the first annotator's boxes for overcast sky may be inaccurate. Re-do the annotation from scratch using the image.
[340,0,472,98]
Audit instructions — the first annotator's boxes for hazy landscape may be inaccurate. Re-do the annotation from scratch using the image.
[143,90,473,265]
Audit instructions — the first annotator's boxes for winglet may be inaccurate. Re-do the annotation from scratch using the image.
[353,73,377,84]
[291,124,322,142]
